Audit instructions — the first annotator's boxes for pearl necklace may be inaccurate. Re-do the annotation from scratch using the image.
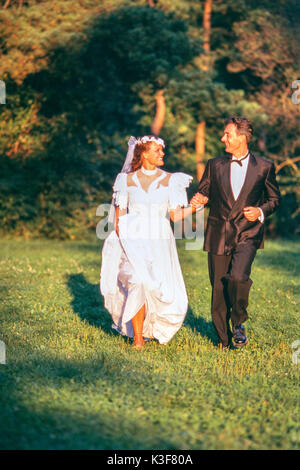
[141,166,158,176]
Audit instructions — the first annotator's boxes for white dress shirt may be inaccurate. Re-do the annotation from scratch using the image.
[231,152,264,223]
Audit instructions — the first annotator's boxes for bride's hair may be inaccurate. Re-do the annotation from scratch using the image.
[130,136,156,172]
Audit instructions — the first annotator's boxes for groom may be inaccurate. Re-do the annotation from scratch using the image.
[191,117,281,348]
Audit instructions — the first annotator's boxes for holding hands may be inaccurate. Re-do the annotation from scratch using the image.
[189,196,261,222]
[190,193,209,210]
[189,194,261,222]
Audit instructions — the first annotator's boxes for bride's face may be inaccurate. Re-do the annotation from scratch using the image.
[141,142,165,167]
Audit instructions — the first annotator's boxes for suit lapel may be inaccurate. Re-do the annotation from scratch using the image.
[216,153,258,211]
[229,153,258,214]
[217,156,235,207]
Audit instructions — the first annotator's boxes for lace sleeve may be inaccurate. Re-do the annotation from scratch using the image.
[112,173,128,210]
[168,172,193,210]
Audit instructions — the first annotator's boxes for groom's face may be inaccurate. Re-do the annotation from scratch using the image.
[221,123,244,155]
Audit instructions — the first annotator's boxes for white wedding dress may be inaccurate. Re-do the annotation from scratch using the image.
[100,170,192,344]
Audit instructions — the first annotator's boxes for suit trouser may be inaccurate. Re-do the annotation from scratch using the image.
[208,242,257,346]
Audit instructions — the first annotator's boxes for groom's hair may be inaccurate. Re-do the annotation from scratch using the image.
[225,116,253,143]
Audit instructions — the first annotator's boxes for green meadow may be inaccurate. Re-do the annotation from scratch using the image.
[0,237,299,450]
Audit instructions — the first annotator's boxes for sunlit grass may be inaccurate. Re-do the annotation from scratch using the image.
[0,237,299,450]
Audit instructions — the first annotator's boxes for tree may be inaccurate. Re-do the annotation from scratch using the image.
[0,0,298,237]
[3,0,23,10]
[148,0,165,136]
[0,2,199,238]
[222,1,300,235]
[195,0,213,181]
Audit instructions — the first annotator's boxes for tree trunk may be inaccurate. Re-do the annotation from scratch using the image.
[148,0,164,136]
[3,0,23,9]
[151,89,165,136]
[195,0,213,180]
[258,129,266,152]
[196,121,206,181]
[203,0,212,55]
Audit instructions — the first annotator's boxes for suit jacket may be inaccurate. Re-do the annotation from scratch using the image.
[197,152,281,255]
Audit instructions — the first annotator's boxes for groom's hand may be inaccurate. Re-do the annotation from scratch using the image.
[190,193,209,208]
[243,206,261,222]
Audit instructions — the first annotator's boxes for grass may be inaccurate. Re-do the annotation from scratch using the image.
[0,236,299,450]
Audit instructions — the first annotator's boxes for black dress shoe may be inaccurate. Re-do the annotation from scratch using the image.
[218,342,230,350]
[232,324,248,347]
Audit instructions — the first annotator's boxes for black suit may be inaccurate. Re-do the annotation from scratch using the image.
[198,152,281,346]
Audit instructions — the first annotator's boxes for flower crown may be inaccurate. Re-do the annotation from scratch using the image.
[135,136,165,147]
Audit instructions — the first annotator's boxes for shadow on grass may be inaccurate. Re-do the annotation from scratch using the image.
[0,354,178,450]
[67,272,221,347]
[67,273,115,337]
[184,304,219,346]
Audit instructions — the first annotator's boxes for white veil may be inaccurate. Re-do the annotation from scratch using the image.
[107,136,137,224]
[120,136,138,173]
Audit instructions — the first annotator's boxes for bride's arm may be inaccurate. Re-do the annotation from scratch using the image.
[169,204,201,223]
[114,206,127,237]
[168,172,203,224]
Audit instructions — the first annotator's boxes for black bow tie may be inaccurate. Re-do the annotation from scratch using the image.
[231,153,249,166]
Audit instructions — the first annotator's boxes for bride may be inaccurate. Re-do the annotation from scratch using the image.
[100,135,202,349]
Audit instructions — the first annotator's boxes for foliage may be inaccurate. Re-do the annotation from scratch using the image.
[0,2,199,238]
[0,0,299,238]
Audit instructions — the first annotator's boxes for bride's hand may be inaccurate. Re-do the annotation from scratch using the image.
[190,193,209,207]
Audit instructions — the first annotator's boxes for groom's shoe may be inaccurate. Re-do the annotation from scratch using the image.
[218,342,230,351]
[232,324,248,347]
